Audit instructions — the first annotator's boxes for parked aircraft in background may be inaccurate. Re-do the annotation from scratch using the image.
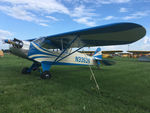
[3,22,146,79]
[128,50,150,58]
[0,50,4,57]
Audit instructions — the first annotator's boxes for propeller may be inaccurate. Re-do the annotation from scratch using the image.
[2,38,23,48]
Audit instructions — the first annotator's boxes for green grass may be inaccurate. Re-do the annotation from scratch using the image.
[0,54,150,113]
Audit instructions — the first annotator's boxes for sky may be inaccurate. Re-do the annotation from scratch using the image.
[0,0,150,52]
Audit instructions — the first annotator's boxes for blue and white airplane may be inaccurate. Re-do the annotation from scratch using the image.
[3,22,146,79]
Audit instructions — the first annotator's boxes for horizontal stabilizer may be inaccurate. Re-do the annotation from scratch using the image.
[100,59,116,66]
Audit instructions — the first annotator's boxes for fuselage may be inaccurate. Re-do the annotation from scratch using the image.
[9,40,97,66]
[10,40,30,59]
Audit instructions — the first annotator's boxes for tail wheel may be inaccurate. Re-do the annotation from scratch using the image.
[22,67,31,74]
[40,71,51,79]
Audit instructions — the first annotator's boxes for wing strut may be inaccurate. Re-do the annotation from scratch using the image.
[52,35,80,65]
[56,44,86,62]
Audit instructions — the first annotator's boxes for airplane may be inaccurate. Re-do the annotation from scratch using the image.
[3,22,146,79]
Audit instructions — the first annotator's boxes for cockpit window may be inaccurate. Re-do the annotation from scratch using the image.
[33,37,59,49]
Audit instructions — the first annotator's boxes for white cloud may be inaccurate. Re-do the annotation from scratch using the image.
[141,44,150,50]
[0,0,69,26]
[0,0,98,26]
[0,29,13,39]
[39,23,49,27]
[100,34,150,51]
[71,5,97,26]
[129,35,150,51]
[71,5,96,18]
[0,6,37,22]
[73,17,96,27]
[103,16,117,20]
[0,0,69,14]
[62,0,130,4]
[112,0,130,3]
[142,35,150,50]
[46,16,59,21]
[144,35,150,44]
[119,7,128,12]
[0,29,13,49]
[101,45,128,52]
[97,0,130,4]
[123,11,150,20]
[102,45,118,50]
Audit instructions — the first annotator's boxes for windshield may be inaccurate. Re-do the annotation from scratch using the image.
[33,37,58,49]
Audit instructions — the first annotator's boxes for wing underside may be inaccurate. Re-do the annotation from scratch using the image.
[33,22,146,50]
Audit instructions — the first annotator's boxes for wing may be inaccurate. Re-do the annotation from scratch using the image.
[33,22,146,49]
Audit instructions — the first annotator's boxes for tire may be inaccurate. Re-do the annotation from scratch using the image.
[40,71,51,79]
[22,67,31,74]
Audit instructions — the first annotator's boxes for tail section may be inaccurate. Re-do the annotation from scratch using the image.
[93,48,102,60]
[93,48,102,67]
[93,48,115,66]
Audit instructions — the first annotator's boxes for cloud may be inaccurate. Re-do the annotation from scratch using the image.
[123,11,150,20]
[130,35,150,51]
[101,45,128,52]
[0,29,13,39]
[0,0,98,26]
[0,29,13,49]
[141,44,150,50]
[97,0,130,4]
[140,35,150,50]
[62,0,130,4]
[71,5,96,18]
[46,16,59,21]
[144,35,150,44]
[0,0,69,26]
[0,0,69,14]
[143,35,150,50]
[119,7,128,12]
[70,5,97,26]
[39,23,49,27]
[0,6,38,22]
[73,17,96,27]
[103,16,117,20]
[113,0,130,3]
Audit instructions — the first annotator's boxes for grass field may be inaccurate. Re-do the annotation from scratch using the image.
[0,54,150,113]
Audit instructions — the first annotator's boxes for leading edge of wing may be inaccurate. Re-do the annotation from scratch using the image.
[45,22,145,38]
[43,22,146,46]
[35,22,146,48]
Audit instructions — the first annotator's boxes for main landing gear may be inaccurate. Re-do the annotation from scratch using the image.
[40,71,51,79]
[22,67,31,74]
[21,62,52,79]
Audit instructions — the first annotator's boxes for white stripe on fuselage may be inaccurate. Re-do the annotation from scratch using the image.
[33,51,96,65]
[30,42,96,65]
[59,52,95,65]
[29,54,50,58]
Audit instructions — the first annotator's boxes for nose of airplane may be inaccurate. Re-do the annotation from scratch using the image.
[3,39,14,45]
[3,38,23,48]
[3,39,10,43]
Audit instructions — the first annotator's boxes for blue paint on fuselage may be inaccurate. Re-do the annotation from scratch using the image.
[28,42,58,57]
[41,61,89,66]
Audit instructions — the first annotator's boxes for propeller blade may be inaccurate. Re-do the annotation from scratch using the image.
[2,38,23,48]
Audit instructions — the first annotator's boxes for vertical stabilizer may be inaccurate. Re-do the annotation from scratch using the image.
[93,48,102,60]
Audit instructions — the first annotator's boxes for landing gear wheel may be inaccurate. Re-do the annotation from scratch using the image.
[22,67,31,74]
[32,67,39,71]
[40,71,51,79]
